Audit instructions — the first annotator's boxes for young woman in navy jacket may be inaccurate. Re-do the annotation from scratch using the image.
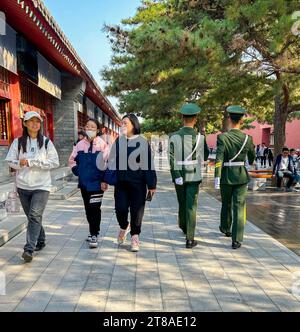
[103,114,157,252]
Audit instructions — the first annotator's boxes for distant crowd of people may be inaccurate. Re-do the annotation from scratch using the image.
[255,143,300,191]
[255,143,274,168]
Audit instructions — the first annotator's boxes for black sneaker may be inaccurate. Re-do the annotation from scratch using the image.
[186,240,198,249]
[89,236,98,249]
[22,251,33,263]
[219,226,232,237]
[232,242,242,250]
[34,242,46,251]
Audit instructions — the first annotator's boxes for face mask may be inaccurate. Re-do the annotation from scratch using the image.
[86,130,97,139]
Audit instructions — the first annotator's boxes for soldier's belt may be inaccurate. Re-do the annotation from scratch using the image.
[176,160,198,166]
[223,162,245,167]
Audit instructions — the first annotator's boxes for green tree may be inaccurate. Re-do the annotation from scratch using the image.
[102,0,300,156]
[223,0,300,156]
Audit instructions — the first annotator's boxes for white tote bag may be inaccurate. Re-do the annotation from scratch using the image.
[5,173,20,213]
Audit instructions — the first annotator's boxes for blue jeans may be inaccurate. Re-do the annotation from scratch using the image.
[17,188,49,253]
[295,172,300,183]
[276,171,295,188]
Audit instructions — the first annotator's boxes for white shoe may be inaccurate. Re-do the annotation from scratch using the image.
[117,225,131,245]
[89,236,98,249]
[131,235,140,252]
[86,234,92,242]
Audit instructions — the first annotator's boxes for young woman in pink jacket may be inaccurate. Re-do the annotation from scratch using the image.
[69,118,109,249]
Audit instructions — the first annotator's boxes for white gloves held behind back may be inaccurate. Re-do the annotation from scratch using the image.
[175,177,184,186]
[214,177,220,189]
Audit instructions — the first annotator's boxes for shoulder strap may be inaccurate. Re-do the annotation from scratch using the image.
[18,137,21,153]
[185,134,201,161]
[18,137,50,151]
[229,135,249,163]
[17,137,24,159]
[45,137,50,150]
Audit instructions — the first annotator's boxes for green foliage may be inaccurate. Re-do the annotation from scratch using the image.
[141,117,182,134]
[102,0,300,136]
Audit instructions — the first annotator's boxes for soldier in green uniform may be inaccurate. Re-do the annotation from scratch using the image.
[214,105,255,249]
[169,103,209,249]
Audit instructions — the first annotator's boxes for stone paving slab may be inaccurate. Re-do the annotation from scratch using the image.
[0,170,299,312]
[0,214,27,247]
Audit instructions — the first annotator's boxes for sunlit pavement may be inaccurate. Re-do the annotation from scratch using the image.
[201,171,300,257]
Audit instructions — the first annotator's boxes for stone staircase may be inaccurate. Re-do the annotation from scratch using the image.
[49,167,79,200]
[0,167,79,247]
[0,167,79,220]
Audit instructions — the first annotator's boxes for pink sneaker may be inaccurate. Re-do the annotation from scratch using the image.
[131,235,140,252]
[117,224,131,245]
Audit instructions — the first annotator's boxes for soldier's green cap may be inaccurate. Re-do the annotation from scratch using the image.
[227,105,247,115]
[179,103,202,115]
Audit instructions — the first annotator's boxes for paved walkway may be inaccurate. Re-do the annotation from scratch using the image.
[204,183,300,256]
[0,169,300,312]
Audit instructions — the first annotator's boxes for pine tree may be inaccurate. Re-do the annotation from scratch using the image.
[102,0,300,155]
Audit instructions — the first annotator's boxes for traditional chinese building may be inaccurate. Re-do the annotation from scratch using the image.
[0,0,121,180]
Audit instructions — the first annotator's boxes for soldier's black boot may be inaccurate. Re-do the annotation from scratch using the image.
[232,241,241,249]
[219,226,232,237]
[186,240,198,249]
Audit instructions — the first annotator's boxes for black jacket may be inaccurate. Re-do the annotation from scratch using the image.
[108,136,157,190]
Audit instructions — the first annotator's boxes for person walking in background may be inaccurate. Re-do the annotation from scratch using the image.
[69,118,109,249]
[255,144,260,162]
[267,147,274,167]
[214,106,255,250]
[5,111,59,263]
[258,143,267,168]
[158,141,163,157]
[103,114,157,252]
[263,145,270,168]
[290,148,300,186]
[74,130,87,146]
[273,147,296,192]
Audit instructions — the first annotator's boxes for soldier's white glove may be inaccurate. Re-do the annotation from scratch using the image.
[214,177,220,189]
[175,177,184,185]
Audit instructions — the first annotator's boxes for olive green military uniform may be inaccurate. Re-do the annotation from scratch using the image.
[169,104,209,241]
[215,106,255,244]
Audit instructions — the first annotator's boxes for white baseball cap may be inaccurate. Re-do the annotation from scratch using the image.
[23,111,43,122]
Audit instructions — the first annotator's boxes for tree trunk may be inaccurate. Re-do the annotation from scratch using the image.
[221,111,229,132]
[273,96,288,158]
[198,119,207,135]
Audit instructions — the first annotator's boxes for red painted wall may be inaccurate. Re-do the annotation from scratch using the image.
[9,72,23,141]
[286,120,300,150]
[206,120,300,149]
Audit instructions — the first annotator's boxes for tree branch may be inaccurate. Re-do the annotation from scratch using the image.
[288,104,300,114]
[280,67,300,74]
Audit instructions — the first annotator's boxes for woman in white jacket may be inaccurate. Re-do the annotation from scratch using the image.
[5,111,59,263]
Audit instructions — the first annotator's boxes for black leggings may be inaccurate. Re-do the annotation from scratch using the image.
[81,189,104,236]
[114,181,147,236]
